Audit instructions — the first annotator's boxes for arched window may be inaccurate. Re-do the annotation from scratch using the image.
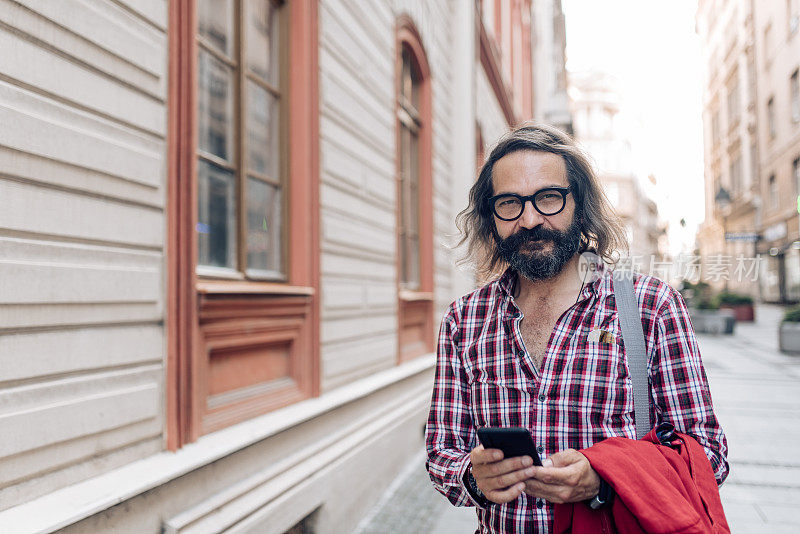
[396,17,433,362]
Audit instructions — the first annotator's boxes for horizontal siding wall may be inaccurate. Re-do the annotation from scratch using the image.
[0,0,166,510]
[319,0,459,391]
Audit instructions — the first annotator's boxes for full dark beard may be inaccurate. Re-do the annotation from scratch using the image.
[496,219,582,281]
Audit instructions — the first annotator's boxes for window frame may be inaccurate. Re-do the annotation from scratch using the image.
[395,16,434,363]
[167,0,320,449]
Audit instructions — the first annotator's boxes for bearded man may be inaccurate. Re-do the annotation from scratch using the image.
[425,124,728,533]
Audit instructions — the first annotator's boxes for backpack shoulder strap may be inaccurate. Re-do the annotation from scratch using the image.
[612,270,651,439]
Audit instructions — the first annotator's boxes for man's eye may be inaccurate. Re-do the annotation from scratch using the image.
[499,199,518,206]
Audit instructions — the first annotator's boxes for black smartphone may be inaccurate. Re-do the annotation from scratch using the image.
[476,427,542,466]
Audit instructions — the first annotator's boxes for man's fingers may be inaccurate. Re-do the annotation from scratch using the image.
[528,461,579,485]
[475,455,533,480]
[523,478,569,503]
[470,446,503,466]
[547,448,581,467]
[484,465,536,491]
[486,482,527,504]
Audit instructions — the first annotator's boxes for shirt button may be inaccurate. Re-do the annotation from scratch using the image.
[538,394,546,402]
[536,499,544,508]
[537,446,544,454]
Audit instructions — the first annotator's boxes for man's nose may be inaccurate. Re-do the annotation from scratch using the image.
[518,199,546,228]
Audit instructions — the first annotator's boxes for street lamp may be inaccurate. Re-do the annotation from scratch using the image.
[715,186,732,291]
[714,186,732,211]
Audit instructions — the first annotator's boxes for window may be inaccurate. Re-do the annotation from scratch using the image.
[398,47,422,291]
[197,0,285,279]
[167,0,320,448]
[770,174,778,208]
[788,0,799,37]
[768,96,776,139]
[711,107,720,144]
[396,17,434,362]
[730,155,742,196]
[794,157,800,195]
[791,69,800,123]
[764,23,773,66]
[726,71,739,128]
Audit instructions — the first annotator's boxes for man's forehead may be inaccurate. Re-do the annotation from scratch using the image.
[491,150,568,191]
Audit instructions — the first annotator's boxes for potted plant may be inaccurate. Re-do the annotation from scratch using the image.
[779,306,800,354]
[688,293,736,335]
[714,291,755,322]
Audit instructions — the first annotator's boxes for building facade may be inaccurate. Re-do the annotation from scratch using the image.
[569,70,667,265]
[0,1,566,532]
[697,0,800,301]
[532,0,572,134]
[751,0,800,302]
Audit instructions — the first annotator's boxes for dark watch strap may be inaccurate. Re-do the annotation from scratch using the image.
[586,476,613,510]
[464,465,489,506]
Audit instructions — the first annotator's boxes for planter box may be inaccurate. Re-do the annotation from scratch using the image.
[779,322,800,354]
[719,303,755,322]
[689,309,736,335]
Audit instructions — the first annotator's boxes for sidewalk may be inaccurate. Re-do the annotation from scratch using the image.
[356,304,800,533]
[702,304,800,532]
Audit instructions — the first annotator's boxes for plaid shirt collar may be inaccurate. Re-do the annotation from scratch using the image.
[495,255,611,306]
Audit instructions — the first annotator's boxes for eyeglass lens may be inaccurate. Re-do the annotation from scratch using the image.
[493,190,565,219]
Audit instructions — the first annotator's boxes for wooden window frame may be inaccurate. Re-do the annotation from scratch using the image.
[167,0,320,449]
[395,16,434,363]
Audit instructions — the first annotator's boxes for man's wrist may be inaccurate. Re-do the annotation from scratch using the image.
[463,463,489,506]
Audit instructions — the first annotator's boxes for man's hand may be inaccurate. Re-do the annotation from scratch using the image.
[470,445,536,504]
[523,449,600,503]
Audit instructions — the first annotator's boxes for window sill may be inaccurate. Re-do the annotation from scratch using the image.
[398,290,434,302]
[197,280,314,296]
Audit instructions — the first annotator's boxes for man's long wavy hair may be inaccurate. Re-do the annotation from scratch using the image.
[456,122,629,281]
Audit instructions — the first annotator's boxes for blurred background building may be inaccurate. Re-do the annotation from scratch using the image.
[0,1,571,532]
[569,70,668,263]
[697,0,800,302]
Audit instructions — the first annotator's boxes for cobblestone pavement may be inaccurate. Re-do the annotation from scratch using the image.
[357,304,800,533]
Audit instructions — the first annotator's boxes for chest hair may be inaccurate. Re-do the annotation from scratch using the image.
[518,298,574,369]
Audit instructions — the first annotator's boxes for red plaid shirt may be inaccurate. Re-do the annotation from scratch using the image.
[425,264,728,533]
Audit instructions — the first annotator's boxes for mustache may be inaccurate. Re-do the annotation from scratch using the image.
[498,226,565,251]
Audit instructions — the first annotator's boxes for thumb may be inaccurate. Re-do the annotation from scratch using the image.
[546,449,582,467]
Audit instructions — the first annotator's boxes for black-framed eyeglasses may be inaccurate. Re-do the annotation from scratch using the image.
[488,186,572,221]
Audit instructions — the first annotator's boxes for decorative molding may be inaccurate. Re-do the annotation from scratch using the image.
[399,299,434,362]
[163,379,432,534]
[197,293,314,435]
[0,357,434,534]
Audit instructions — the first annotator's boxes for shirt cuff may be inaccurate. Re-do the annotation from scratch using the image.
[460,458,489,509]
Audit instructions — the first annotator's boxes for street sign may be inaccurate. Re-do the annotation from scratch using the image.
[724,232,759,242]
